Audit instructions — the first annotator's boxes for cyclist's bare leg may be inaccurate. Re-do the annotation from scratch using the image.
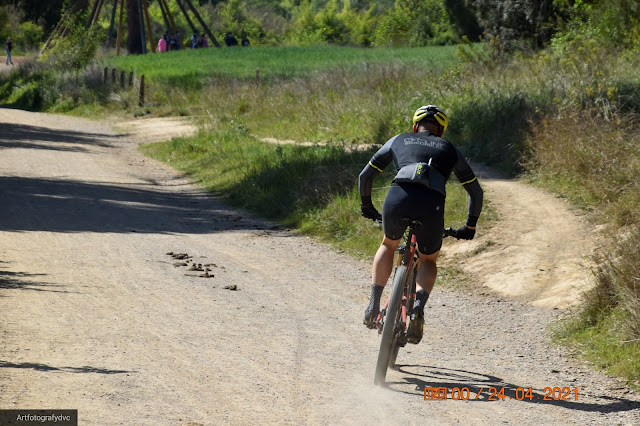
[415,250,440,294]
[364,236,401,328]
[372,236,402,286]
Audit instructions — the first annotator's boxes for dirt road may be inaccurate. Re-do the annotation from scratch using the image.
[1,109,638,425]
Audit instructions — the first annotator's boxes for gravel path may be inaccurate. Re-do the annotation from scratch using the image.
[0,110,638,425]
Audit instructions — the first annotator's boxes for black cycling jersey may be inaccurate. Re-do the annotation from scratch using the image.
[359,130,483,227]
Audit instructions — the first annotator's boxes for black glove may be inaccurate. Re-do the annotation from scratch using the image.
[455,226,476,240]
[361,204,382,222]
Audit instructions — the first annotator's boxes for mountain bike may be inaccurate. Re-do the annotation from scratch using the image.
[373,220,458,386]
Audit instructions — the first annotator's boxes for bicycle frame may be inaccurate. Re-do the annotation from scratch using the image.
[376,229,419,334]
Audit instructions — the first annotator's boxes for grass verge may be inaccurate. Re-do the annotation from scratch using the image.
[554,307,640,389]
[140,124,493,259]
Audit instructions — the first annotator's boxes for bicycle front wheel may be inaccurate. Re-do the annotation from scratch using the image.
[374,265,408,385]
[388,263,417,370]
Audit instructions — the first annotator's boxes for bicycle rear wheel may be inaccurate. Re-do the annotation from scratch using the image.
[374,265,408,385]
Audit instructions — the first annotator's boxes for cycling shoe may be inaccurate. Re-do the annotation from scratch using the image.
[406,309,424,344]
[363,308,379,329]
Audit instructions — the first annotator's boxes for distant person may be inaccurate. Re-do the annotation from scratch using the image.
[168,33,177,51]
[201,35,209,48]
[241,35,250,47]
[5,37,13,66]
[175,31,182,50]
[224,32,238,47]
[157,36,167,52]
[191,32,199,49]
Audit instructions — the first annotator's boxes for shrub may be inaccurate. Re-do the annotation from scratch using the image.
[16,21,44,51]
[374,0,458,47]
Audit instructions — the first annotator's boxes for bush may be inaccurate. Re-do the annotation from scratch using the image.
[474,0,556,51]
[40,21,103,72]
[16,21,44,51]
[374,0,458,47]
[447,91,536,174]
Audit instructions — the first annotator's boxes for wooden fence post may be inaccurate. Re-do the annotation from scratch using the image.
[129,71,134,89]
[111,68,117,84]
[120,70,125,89]
[104,67,108,84]
[139,75,145,107]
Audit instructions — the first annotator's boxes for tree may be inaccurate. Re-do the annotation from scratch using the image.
[127,0,143,54]
[0,0,66,32]
[474,0,555,50]
[444,0,482,41]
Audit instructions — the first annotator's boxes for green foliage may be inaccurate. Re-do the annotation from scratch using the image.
[474,0,556,51]
[373,0,458,46]
[16,21,44,50]
[447,91,536,174]
[0,68,55,110]
[218,0,268,43]
[526,112,640,226]
[443,0,482,41]
[0,4,22,46]
[286,0,360,46]
[40,14,103,72]
[554,305,640,388]
[337,1,377,46]
[553,0,640,49]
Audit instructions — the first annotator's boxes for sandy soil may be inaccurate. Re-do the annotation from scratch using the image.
[0,55,29,73]
[1,111,639,425]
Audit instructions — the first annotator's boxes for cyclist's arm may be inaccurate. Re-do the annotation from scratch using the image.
[358,138,395,205]
[452,148,483,228]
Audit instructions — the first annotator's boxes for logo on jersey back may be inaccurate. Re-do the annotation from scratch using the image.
[404,137,445,150]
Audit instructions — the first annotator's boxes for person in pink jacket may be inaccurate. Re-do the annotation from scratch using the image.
[157,37,167,52]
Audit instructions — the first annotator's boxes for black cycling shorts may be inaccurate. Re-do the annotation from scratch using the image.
[382,183,445,255]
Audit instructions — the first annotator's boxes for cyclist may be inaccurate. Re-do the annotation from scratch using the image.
[359,105,483,343]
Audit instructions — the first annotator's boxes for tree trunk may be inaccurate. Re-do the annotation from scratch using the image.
[127,0,143,54]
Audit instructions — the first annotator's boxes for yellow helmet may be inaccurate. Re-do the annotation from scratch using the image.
[412,105,448,133]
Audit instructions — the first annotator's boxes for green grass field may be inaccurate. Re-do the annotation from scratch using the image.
[105,45,460,85]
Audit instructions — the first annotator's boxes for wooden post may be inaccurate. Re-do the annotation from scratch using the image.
[116,0,125,55]
[142,0,156,53]
[120,70,125,89]
[112,68,117,84]
[129,71,134,89]
[139,75,145,106]
[104,67,108,84]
